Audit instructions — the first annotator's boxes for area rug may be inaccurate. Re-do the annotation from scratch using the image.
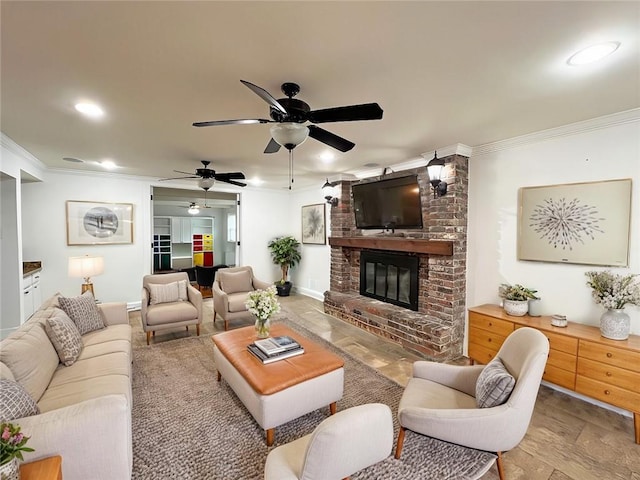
[131,311,496,479]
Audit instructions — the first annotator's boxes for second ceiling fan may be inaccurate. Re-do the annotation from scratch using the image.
[193,80,383,153]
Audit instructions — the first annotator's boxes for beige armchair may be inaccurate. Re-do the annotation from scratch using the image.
[265,403,393,480]
[394,327,549,480]
[141,272,203,345]
[212,266,271,331]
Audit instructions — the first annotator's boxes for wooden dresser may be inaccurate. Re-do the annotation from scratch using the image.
[468,304,640,444]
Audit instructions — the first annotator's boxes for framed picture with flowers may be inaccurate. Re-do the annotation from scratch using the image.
[517,179,631,266]
[301,203,326,245]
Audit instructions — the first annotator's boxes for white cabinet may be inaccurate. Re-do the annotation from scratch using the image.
[22,270,42,323]
[171,217,192,243]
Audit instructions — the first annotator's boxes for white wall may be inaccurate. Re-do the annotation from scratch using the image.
[467,110,640,336]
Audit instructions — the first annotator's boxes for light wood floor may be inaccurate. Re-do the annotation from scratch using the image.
[130,294,639,480]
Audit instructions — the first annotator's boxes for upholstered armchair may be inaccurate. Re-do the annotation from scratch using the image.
[141,272,203,345]
[265,403,393,480]
[212,266,271,331]
[394,327,549,480]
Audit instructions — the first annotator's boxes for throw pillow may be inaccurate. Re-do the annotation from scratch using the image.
[0,379,40,422]
[45,308,84,366]
[219,270,253,295]
[58,290,105,335]
[148,280,188,305]
[475,357,516,408]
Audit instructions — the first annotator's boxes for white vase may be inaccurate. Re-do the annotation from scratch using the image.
[0,458,20,480]
[528,299,542,317]
[600,309,630,340]
[503,299,529,316]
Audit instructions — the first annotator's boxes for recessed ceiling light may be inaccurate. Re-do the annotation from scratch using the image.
[100,160,117,170]
[74,102,104,118]
[320,151,335,163]
[363,162,380,168]
[247,177,264,186]
[567,41,620,66]
[62,157,84,163]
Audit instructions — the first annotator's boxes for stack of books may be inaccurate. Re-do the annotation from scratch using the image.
[247,335,304,364]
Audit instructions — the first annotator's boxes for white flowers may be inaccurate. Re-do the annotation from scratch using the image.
[246,286,281,321]
[585,271,640,310]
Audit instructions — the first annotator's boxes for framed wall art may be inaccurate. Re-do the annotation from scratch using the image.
[301,203,326,245]
[66,201,134,245]
[517,179,631,266]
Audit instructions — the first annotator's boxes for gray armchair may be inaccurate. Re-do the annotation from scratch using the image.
[265,403,393,480]
[212,266,271,331]
[141,272,203,345]
[394,327,549,480]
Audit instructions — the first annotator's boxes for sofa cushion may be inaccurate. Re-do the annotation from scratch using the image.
[0,321,60,402]
[219,270,253,295]
[148,280,188,305]
[476,358,515,408]
[0,362,15,382]
[37,374,131,413]
[59,291,105,335]
[45,308,84,366]
[48,352,130,387]
[0,379,40,421]
[145,302,198,326]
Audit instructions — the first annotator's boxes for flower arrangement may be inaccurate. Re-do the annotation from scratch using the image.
[246,286,281,321]
[498,283,539,301]
[1,423,34,466]
[585,270,640,310]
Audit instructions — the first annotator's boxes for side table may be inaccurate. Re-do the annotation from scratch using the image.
[20,455,62,480]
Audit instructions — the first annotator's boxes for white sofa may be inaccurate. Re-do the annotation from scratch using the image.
[0,296,132,480]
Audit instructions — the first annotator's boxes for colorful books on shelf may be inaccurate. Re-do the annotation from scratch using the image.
[248,336,304,364]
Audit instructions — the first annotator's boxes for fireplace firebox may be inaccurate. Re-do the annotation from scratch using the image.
[359,250,419,311]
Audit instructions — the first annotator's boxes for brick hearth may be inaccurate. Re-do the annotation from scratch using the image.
[324,152,469,360]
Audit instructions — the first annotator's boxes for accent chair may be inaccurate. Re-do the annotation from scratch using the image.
[141,272,203,345]
[212,266,271,331]
[394,327,549,480]
[264,403,394,480]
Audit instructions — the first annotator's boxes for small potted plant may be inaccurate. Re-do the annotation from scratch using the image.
[1,422,34,478]
[498,283,539,316]
[246,286,281,338]
[585,270,640,340]
[267,236,301,297]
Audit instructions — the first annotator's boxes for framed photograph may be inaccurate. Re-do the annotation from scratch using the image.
[301,203,326,245]
[66,201,133,245]
[518,179,631,266]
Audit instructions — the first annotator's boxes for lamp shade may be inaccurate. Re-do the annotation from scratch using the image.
[68,255,104,280]
[188,203,199,215]
[426,152,444,184]
[198,178,214,191]
[270,123,309,150]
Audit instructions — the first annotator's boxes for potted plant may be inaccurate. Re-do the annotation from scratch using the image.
[267,236,301,297]
[1,422,34,478]
[498,283,539,316]
[585,270,640,340]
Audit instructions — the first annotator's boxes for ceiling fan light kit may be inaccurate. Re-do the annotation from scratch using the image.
[270,123,309,150]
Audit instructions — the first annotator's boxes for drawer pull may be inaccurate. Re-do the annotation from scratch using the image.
[488,322,493,327]
[488,338,492,343]
[606,352,613,358]
[606,371,612,377]
[604,390,611,395]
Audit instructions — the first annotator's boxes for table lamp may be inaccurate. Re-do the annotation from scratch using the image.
[68,255,104,296]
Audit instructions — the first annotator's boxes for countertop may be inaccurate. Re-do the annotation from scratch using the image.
[23,261,42,277]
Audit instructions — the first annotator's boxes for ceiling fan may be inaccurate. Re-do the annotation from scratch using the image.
[159,160,247,188]
[192,80,384,153]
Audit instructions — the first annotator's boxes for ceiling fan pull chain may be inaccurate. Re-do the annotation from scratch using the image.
[289,150,293,190]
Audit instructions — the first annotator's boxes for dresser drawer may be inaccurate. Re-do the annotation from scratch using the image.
[547,349,577,373]
[577,357,640,393]
[576,375,640,413]
[469,313,514,336]
[545,331,578,355]
[543,364,575,390]
[579,340,640,373]
[468,342,498,365]
[468,328,507,353]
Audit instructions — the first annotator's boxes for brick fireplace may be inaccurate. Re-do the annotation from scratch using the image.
[323,150,469,361]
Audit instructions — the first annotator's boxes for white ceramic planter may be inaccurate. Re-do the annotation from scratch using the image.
[600,308,630,340]
[503,299,529,316]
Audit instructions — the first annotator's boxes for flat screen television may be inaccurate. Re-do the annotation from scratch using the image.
[352,175,423,229]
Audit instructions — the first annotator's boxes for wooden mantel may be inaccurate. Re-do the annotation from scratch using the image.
[328,236,453,256]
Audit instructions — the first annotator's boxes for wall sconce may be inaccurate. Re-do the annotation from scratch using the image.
[426,151,447,198]
[322,178,339,206]
[68,255,104,296]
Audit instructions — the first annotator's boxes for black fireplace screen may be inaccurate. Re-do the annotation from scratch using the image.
[359,250,419,311]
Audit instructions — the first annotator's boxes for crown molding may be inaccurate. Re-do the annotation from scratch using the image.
[1,132,48,179]
[472,108,640,156]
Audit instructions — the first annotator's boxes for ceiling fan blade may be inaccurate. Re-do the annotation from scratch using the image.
[264,138,281,154]
[192,118,271,127]
[218,178,247,187]
[173,169,197,175]
[308,103,383,124]
[215,172,246,180]
[308,125,355,152]
[240,80,287,115]
[158,175,199,181]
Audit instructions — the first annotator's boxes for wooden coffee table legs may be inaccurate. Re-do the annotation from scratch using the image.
[264,402,338,446]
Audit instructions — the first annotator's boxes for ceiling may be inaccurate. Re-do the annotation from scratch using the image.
[2,2,638,191]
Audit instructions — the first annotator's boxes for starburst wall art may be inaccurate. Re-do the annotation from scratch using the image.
[517,179,631,266]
